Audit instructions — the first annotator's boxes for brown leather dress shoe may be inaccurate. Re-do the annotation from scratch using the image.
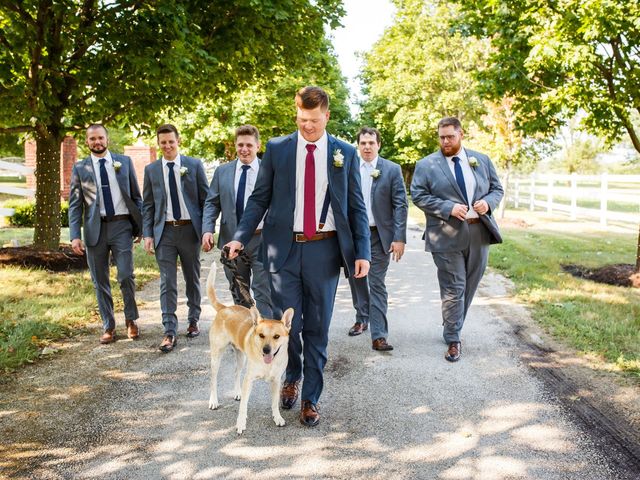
[159,335,177,353]
[348,322,368,336]
[186,322,200,338]
[372,337,394,351]
[100,329,116,344]
[125,319,139,340]
[280,380,300,409]
[445,341,461,362]
[300,400,320,427]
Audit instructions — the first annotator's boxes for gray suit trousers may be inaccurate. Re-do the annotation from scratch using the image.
[348,231,390,340]
[222,233,273,318]
[85,218,138,331]
[155,224,201,336]
[431,223,490,343]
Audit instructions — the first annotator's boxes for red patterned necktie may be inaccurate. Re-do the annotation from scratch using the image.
[303,144,317,240]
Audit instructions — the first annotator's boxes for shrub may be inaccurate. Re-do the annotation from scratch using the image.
[4,199,69,228]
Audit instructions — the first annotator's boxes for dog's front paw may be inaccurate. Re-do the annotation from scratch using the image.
[208,397,220,410]
[273,414,286,427]
[236,419,247,434]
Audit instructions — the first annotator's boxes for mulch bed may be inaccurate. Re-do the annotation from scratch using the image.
[561,263,640,288]
[0,245,87,272]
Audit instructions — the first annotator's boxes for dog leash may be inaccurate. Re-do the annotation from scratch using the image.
[220,247,255,309]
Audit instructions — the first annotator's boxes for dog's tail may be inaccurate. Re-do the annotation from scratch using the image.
[206,262,227,312]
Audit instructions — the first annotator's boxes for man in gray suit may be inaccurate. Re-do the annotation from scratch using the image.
[202,125,273,318]
[347,127,408,351]
[69,124,143,344]
[410,117,503,362]
[142,124,209,353]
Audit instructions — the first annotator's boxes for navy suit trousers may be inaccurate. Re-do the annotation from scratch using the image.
[269,236,341,405]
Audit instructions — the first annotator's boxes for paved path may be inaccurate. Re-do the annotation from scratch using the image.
[0,226,629,479]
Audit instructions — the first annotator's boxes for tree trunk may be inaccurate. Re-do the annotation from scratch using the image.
[498,161,512,219]
[32,128,63,250]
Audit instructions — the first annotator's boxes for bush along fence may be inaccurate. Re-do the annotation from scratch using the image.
[507,173,640,227]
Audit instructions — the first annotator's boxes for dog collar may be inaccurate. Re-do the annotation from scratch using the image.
[272,345,282,358]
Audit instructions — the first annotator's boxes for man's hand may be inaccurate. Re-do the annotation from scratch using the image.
[71,238,85,256]
[133,236,142,244]
[389,241,405,262]
[224,240,244,259]
[451,203,469,221]
[144,237,154,254]
[353,259,370,278]
[473,200,489,215]
[202,232,214,252]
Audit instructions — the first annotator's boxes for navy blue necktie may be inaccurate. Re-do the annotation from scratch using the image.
[452,156,469,206]
[236,164,251,224]
[167,162,181,220]
[99,158,115,218]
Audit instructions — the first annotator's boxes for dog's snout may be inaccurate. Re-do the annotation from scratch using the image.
[263,345,272,355]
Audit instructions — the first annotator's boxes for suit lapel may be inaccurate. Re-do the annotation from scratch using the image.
[112,154,129,198]
[465,148,481,203]
[370,157,383,201]
[285,133,297,200]
[225,160,238,216]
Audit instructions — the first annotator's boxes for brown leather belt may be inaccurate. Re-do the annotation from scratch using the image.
[101,214,130,222]
[165,219,192,227]
[370,225,377,231]
[294,231,337,243]
[254,229,262,235]
[466,217,481,224]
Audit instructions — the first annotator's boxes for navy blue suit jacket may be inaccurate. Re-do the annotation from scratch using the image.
[233,132,371,275]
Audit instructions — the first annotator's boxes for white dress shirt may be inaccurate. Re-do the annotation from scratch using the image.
[445,148,478,219]
[91,151,129,217]
[234,157,264,229]
[293,131,336,232]
[162,154,191,221]
[360,156,378,226]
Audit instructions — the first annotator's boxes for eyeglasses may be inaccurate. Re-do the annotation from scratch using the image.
[439,135,458,142]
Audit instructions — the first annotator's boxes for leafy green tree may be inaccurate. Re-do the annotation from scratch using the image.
[359,0,489,177]
[0,0,344,249]
[173,39,353,162]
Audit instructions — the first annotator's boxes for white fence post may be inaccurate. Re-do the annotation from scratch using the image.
[547,177,553,214]
[514,179,520,209]
[570,173,577,220]
[600,173,608,226]
[529,173,536,211]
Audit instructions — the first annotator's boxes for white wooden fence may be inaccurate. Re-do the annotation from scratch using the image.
[0,159,35,217]
[507,173,640,226]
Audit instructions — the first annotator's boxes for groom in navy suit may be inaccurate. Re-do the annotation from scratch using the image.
[225,86,371,427]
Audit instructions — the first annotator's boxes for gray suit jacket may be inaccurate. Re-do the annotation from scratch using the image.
[369,157,408,252]
[142,155,209,247]
[68,153,143,246]
[410,148,503,252]
[202,159,261,248]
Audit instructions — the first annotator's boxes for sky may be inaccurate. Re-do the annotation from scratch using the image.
[330,0,396,113]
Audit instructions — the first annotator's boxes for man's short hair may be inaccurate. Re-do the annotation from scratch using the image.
[437,117,463,131]
[356,126,381,145]
[295,86,330,111]
[156,123,179,139]
[235,125,260,142]
[86,123,108,136]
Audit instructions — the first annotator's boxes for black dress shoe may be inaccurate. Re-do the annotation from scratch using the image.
[372,337,394,351]
[159,335,177,353]
[186,322,200,338]
[300,400,320,427]
[445,341,461,362]
[348,322,368,336]
[280,380,300,409]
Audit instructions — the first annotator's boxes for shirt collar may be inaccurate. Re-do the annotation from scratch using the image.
[162,153,181,168]
[298,130,328,151]
[445,148,467,163]
[91,151,112,163]
[236,157,259,172]
[360,156,378,170]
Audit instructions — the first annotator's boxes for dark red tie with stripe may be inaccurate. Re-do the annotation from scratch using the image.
[303,144,317,240]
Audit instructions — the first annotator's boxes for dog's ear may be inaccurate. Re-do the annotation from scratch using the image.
[280,308,294,331]
[249,306,260,326]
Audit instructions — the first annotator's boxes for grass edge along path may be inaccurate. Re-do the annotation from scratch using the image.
[0,228,159,373]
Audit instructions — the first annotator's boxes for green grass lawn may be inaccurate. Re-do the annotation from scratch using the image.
[0,227,159,372]
[409,203,640,377]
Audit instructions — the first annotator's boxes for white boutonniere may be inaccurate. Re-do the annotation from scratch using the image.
[333,149,344,167]
[180,166,188,176]
[371,168,381,179]
[113,161,122,172]
[468,156,479,168]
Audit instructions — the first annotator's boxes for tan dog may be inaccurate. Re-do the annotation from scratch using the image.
[206,262,293,434]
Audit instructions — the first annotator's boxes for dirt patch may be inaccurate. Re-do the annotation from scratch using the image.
[497,217,530,229]
[562,263,640,288]
[0,245,87,271]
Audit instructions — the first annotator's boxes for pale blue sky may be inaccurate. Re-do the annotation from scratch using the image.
[330,0,396,112]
